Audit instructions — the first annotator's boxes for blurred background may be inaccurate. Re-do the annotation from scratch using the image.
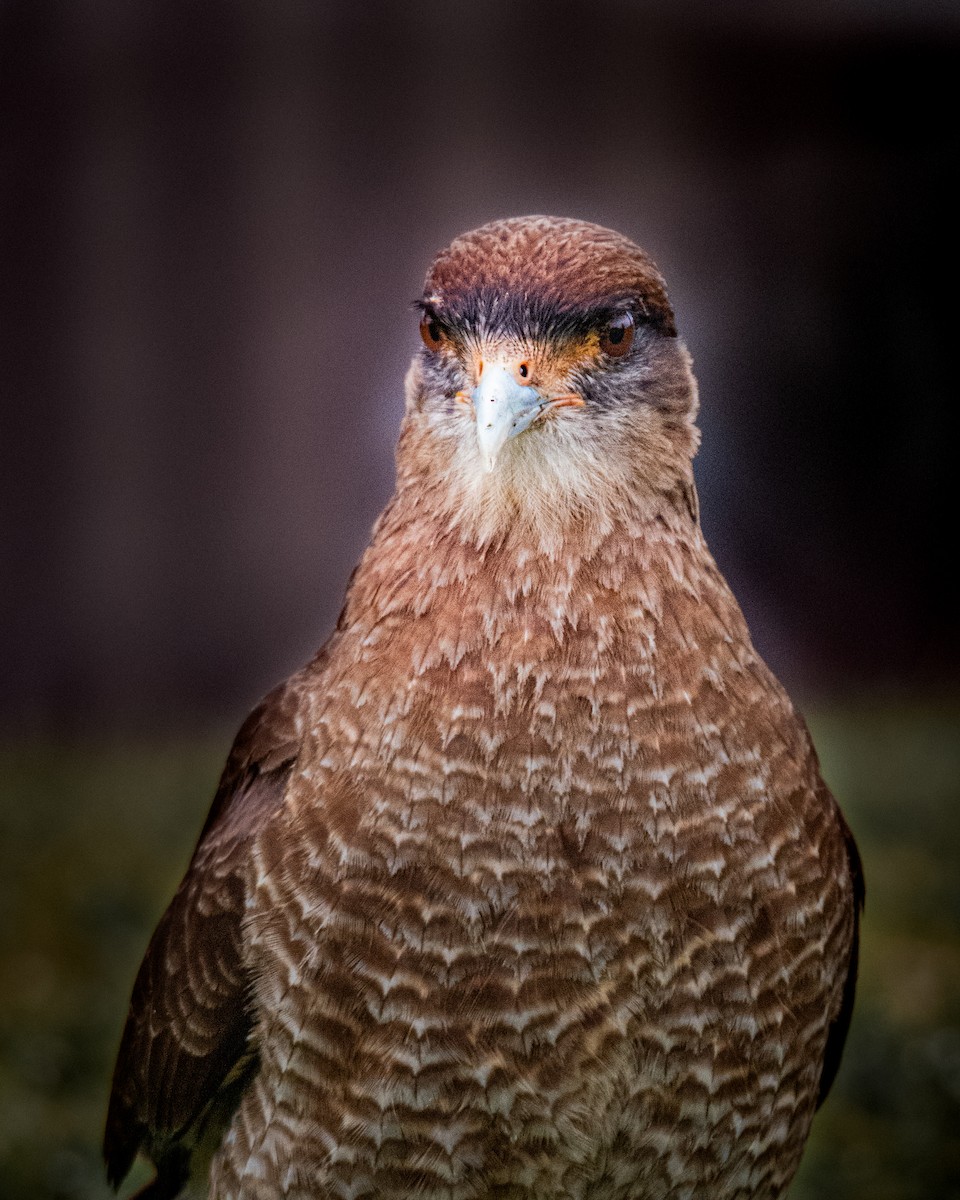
[1,2,958,1197]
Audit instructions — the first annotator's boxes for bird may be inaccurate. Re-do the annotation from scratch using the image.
[104,215,863,1200]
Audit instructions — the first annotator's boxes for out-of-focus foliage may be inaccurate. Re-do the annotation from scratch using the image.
[0,739,225,1200]
[0,704,957,1199]
[793,706,960,1200]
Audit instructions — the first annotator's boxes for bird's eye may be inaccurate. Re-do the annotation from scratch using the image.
[419,313,446,352]
[599,313,635,359]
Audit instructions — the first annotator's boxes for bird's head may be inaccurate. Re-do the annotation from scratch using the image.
[400,216,700,547]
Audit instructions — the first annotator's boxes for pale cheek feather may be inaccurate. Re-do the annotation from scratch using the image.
[403,352,698,555]
[435,411,634,551]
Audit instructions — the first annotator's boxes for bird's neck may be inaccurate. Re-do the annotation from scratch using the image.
[301,485,767,823]
[336,479,723,655]
[392,376,702,560]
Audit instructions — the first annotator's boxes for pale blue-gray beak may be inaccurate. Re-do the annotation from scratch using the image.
[472,362,551,472]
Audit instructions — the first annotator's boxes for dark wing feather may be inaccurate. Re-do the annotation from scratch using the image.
[816,807,865,1108]
[103,678,304,1191]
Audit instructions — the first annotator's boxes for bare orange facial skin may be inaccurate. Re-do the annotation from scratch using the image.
[461,331,606,397]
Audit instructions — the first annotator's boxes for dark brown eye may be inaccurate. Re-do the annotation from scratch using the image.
[600,312,635,358]
[419,313,446,352]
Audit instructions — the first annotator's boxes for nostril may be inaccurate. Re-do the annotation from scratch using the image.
[477,360,484,378]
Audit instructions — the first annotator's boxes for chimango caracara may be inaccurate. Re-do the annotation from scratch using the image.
[105,216,863,1200]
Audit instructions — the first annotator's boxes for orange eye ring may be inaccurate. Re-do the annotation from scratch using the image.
[600,312,635,358]
[419,313,446,352]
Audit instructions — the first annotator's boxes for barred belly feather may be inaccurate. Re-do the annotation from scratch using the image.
[210,508,855,1200]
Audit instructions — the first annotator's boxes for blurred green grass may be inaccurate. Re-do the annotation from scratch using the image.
[1,703,958,1199]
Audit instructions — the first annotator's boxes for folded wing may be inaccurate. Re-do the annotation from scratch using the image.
[103,679,304,1195]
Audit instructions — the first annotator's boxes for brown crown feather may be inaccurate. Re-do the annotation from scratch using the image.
[424,215,677,335]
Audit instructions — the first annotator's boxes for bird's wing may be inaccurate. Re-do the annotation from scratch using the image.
[103,677,304,1194]
[816,798,865,1108]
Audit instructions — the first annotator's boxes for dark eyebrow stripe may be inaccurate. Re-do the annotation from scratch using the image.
[414,288,644,342]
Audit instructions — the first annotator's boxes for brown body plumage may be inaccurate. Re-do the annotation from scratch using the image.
[105,216,862,1199]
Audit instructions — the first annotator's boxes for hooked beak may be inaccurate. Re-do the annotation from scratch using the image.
[469,362,583,472]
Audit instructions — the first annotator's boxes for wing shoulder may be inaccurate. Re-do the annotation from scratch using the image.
[103,675,306,1192]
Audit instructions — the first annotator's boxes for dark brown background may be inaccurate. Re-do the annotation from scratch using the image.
[2,1,957,733]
